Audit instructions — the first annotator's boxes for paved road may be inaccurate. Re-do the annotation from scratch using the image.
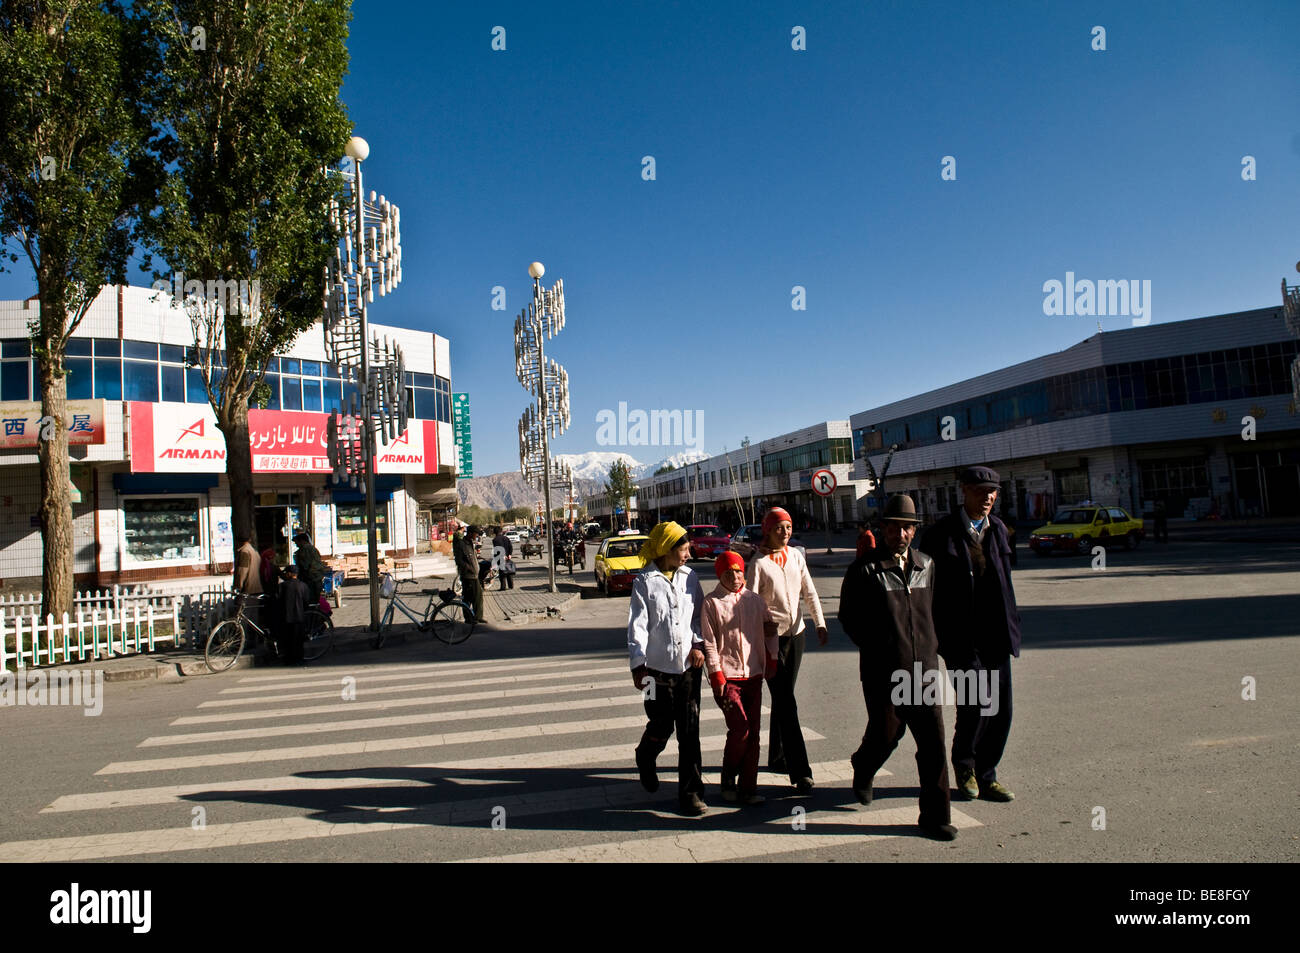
[1,540,1295,862]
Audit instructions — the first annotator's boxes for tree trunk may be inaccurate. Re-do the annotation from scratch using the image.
[220,398,256,547]
[37,305,74,621]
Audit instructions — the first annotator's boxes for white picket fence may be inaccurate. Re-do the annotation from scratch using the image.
[0,584,234,671]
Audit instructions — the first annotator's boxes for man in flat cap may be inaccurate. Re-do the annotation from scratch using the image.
[919,466,1021,803]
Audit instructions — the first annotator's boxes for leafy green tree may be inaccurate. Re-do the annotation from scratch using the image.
[606,458,635,531]
[0,1,160,617]
[143,0,351,544]
[654,462,676,475]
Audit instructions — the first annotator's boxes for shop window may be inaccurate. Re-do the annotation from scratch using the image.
[123,497,202,563]
[336,503,387,546]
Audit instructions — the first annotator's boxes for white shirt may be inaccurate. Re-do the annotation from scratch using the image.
[627,565,703,674]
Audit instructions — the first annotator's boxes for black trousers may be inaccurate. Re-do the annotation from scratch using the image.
[951,654,1013,785]
[767,632,811,781]
[853,680,951,826]
[637,666,703,800]
[460,575,484,623]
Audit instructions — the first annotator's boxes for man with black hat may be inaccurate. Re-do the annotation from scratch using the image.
[919,465,1021,803]
[839,493,956,840]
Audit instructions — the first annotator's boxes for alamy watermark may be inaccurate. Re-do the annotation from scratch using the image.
[890,663,999,716]
[596,401,703,455]
[1042,272,1150,326]
[1,669,104,716]
[151,271,262,319]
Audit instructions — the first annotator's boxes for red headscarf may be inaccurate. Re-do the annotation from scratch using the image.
[761,507,793,535]
[714,551,745,578]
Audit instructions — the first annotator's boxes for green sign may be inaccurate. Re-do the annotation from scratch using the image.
[452,392,473,478]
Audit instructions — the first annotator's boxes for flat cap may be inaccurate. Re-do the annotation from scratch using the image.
[959,465,1001,488]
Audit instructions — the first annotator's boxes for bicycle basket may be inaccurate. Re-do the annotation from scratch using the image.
[379,573,396,600]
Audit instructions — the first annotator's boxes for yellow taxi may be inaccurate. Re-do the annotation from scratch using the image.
[1029,504,1145,556]
[594,534,648,595]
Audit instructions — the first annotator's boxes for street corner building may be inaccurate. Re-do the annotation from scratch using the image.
[0,285,459,588]
[849,307,1300,525]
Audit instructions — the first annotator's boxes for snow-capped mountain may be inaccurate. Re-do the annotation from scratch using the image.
[554,451,646,483]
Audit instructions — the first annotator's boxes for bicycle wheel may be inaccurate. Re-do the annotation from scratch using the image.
[205,620,246,673]
[430,600,476,645]
[301,608,335,661]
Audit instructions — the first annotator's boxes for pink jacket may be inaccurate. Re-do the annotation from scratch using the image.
[745,545,826,637]
[701,583,778,680]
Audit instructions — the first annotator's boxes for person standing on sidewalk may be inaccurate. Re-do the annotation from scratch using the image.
[746,505,828,793]
[278,563,310,666]
[453,524,485,624]
[918,466,1021,804]
[839,494,956,840]
[700,551,778,806]
[627,521,708,816]
[492,525,516,590]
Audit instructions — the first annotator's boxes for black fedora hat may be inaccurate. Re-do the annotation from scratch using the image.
[881,494,922,524]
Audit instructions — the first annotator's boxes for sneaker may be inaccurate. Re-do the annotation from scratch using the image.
[979,780,1015,802]
[794,777,814,794]
[919,822,958,841]
[635,748,659,793]
[955,767,979,801]
[678,793,707,816]
[742,793,766,806]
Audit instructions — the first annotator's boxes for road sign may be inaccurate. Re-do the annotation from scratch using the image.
[811,468,837,496]
[452,392,473,478]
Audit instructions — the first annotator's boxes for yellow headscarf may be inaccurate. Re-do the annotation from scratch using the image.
[638,521,688,565]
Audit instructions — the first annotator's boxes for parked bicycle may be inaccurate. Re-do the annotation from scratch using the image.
[372,573,478,649]
[204,592,335,673]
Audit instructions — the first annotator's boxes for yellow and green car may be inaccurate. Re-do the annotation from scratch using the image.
[1029,505,1146,556]
[594,534,648,595]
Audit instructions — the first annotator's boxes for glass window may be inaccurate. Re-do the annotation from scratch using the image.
[122,497,202,563]
[282,358,300,374]
[336,502,387,545]
[160,344,186,363]
[325,362,341,379]
[302,379,322,412]
[93,338,121,357]
[413,372,434,388]
[123,340,158,360]
[415,388,436,420]
[162,365,185,402]
[186,367,207,403]
[123,360,158,402]
[93,358,122,399]
[2,340,30,358]
[323,379,343,414]
[66,338,92,356]
[281,376,302,411]
[263,372,280,409]
[301,360,322,377]
[67,357,93,399]
[1,361,30,401]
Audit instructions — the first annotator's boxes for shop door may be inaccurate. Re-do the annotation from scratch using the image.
[255,506,289,564]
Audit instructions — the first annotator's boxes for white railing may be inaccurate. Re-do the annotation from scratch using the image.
[0,584,234,671]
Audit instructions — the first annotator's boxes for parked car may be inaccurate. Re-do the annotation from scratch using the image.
[594,534,648,595]
[1029,504,1145,556]
[686,524,731,561]
[505,529,523,545]
[729,523,805,561]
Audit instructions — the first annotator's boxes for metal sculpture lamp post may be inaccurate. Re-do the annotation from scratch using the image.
[322,135,407,630]
[515,261,571,594]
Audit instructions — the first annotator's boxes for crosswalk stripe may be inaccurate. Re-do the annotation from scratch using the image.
[233,652,621,686]
[15,766,906,861]
[456,805,984,863]
[48,744,846,815]
[216,663,620,697]
[174,678,631,725]
[102,709,820,775]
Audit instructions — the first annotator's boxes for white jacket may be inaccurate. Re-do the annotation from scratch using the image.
[745,545,826,638]
[627,565,703,674]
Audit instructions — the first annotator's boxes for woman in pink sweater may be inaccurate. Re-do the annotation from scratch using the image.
[701,552,778,805]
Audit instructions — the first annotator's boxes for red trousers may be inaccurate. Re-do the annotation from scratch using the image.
[720,677,764,795]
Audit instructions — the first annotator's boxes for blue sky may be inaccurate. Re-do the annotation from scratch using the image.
[4,0,1298,477]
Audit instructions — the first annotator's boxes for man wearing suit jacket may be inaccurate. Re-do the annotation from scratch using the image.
[918,466,1021,803]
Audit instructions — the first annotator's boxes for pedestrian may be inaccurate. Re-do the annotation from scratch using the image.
[855,521,877,560]
[918,465,1020,804]
[627,520,708,816]
[746,505,828,793]
[233,535,263,596]
[839,493,956,840]
[1154,501,1169,543]
[701,551,778,806]
[292,531,327,606]
[492,525,515,590]
[453,524,485,624]
[278,563,310,666]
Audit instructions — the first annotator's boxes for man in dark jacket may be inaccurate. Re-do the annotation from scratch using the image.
[491,526,515,590]
[278,563,310,665]
[292,532,328,607]
[453,523,485,623]
[839,494,955,841]
[918,465,1021,803]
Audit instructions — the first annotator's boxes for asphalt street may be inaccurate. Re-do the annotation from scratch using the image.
[1,539,1296,863]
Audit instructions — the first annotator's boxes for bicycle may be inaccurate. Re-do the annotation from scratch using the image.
[204,592,336,673]
[371,573,478,649]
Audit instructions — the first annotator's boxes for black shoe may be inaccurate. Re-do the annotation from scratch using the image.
[635,748,659,793]
[794,777,814,794]
[920,822,958,841]
[852,779,872,805]
[677,793,707,816]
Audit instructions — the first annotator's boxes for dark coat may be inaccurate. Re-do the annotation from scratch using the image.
[917,511,1022,665]
[453,533,478,578]
[280,578,310,624]
[293,541,327,598]
[838,548,941,684]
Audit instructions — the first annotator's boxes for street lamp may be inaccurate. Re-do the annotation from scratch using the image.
[322,135,406,631]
